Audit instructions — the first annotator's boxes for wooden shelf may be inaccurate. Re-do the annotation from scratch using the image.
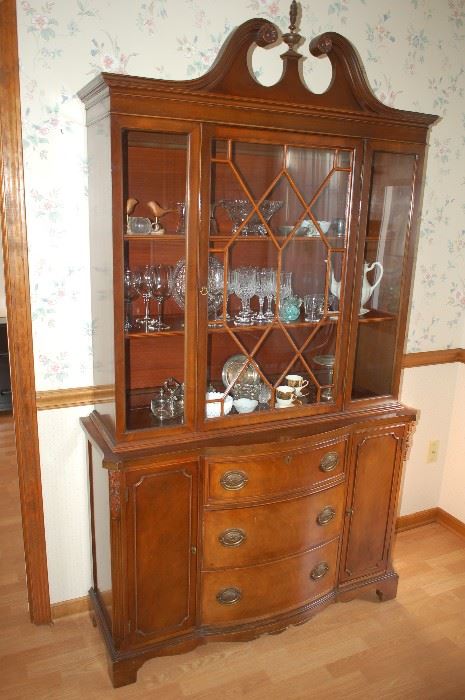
[124,233,186,241]
[125,315,185,337]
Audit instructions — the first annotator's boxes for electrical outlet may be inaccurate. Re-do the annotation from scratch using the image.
[427,440,440,463]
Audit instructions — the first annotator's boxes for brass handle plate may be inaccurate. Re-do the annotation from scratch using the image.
[220,470,249,491]
[316,506,336,526]
[218,528,247,547]
[216,587,242,605]
[310,561,330,581]
[200,287,208,296]
[319,451,339,472]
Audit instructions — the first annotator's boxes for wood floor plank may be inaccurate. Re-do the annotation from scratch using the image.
[1,415,465,698]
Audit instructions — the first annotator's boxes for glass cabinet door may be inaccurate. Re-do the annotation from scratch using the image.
[121,128,192,432]
[351,149,418,401]
[203,133,356,421]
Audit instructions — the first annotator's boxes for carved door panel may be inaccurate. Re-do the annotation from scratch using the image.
[339,425,406,583]
[125,461,198,646]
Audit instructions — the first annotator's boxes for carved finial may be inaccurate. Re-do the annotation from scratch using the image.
[282,0,302,54]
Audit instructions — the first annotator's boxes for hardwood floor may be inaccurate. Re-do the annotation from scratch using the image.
[1,414,465,699]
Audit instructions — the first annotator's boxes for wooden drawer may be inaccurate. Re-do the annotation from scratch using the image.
[203,483,345,570]
[201,538,339,626]
[205,437,346,504]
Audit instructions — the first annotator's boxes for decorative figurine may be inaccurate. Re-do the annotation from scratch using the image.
[147,200,174,235]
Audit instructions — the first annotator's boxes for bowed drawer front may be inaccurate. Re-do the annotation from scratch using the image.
[205,437,347,505]
[201,538,339,626]
[203,482,345,570]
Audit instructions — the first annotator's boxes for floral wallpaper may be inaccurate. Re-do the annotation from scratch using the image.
[16,0,465,390]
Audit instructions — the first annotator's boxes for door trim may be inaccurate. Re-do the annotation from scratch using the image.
[0,0,51,623]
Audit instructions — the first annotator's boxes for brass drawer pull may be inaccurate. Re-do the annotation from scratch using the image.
[218,528,247,547]
[220,470,249,491]
[310,562,330,581]
[319,451,339,472]
[216,587,242,605]
[316,506,336,526]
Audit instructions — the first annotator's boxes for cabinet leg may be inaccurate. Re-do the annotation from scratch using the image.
[108,657,141,688]
[376,573,399,602]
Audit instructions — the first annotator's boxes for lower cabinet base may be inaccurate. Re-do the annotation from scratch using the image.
[337,570,399,603]
[91,572,399,688]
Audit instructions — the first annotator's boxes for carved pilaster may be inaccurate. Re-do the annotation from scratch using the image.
[109,471,122,520]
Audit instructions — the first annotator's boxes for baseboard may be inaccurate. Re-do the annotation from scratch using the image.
[396,506,465,539]
[396,507,439,532]
[436,508,465,540]
[51,595,91,619]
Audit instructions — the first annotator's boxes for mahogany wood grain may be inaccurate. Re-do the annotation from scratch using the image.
[201,538,339,626]
[202,482,345,569]
[205,436,347,505]
[339,425,405,584]
[125,462,198,646]
[0,0,50,623]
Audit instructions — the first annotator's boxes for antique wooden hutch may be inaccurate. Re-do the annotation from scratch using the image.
[79,4,437,687]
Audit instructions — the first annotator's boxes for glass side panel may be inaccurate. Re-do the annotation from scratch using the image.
[123,131,188,430]
[206,138,353,420]
[351,151,417,400]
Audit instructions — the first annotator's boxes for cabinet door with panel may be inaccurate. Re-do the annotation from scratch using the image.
[339,424,407,596]
[125,461,199,647]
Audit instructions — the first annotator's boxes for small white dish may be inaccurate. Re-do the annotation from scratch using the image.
[206,392,233,418]
[233,398,258,414]
[318,220,331,234]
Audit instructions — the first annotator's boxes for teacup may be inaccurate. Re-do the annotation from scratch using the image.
[285,374,309,397]
[276,385,295,402]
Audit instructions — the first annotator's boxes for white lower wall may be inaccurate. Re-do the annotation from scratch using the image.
[399,363,458,516]
[37,406,93,604]
[439,363,465,522]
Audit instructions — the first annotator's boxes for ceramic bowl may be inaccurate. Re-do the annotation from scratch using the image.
[318,220,331,234]
[206,392,233,418]
[233,398,258,414]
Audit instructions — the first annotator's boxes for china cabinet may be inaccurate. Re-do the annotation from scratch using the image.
[79,4,437,687]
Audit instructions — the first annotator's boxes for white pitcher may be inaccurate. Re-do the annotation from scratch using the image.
[360,261,383,314]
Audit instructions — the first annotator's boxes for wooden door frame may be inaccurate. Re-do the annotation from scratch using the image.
[0,0,51,623]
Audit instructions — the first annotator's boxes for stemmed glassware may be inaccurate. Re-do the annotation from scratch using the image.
[151,263,173,330]
[132,264,173,332]
[254,268,269,323]
[124,269,139,331]
[232,267,257,325]
[207,258,224,327]
[134,265,156,332]
[263,268,277,321]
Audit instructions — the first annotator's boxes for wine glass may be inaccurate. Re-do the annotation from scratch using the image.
[254,268,269,324]
[151,263,173,330]
[264,268,277,321]
[123,269,139,331]
[233,267,257,325]
[207,259,224,327]
[134,265,156,332]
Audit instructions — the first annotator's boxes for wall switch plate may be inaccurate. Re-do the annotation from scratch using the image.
[427,440,440,463]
